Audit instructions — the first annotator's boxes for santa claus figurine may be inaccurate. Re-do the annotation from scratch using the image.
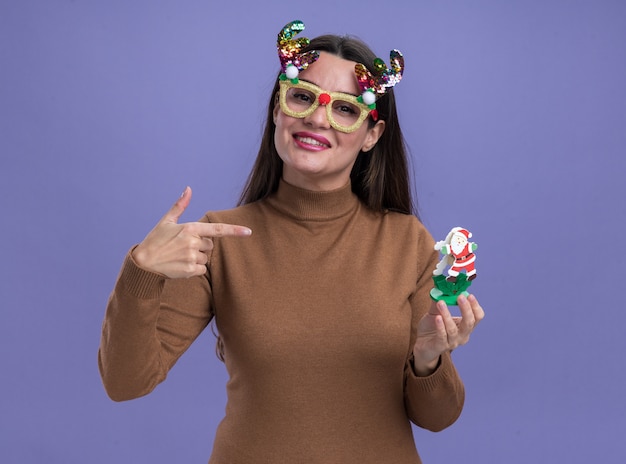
[434,227,478,282]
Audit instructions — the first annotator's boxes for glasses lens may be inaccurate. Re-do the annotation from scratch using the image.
[284,86,316,115]
[330,99,363,128]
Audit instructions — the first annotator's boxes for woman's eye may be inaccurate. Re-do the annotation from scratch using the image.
[337,104,357,114]
[293,92,312,102]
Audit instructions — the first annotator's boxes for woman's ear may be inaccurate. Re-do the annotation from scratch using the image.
[361,120,386,152]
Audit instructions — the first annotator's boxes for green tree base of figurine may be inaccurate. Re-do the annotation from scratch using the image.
[429,274,472,305]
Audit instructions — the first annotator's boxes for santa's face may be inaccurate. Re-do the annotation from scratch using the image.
[450,233,468,255]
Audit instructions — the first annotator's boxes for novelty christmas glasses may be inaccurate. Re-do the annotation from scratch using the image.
[279,79,373,133]
[276,20,404,132]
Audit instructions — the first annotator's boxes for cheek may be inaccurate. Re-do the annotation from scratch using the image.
[274,109,295,133]
[273,113,294,157]
[274,112,290,136]
[336,129,368,152]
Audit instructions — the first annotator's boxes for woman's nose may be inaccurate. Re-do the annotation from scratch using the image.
[304,104,331,129]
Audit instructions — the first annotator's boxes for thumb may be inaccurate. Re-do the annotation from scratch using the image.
[161,186,192,224]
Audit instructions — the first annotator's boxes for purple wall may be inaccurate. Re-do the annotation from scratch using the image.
[1,1,625,462]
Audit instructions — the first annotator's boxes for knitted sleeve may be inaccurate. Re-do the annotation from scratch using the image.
[98,250,213,401]
[403,222,466,431]
[404,352,465,431]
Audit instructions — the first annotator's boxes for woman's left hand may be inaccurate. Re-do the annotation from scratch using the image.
[412,294,485,376]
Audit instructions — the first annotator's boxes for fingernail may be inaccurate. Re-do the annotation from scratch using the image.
[243,228,252,236]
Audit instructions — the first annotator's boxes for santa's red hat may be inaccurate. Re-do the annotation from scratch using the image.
[452,227,472,239]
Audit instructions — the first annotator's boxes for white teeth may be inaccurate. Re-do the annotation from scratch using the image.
[296,136,328,147]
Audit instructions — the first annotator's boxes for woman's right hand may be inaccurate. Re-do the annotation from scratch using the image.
[132,187,252,278]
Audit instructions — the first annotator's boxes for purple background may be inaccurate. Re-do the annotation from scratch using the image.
[1,1,625,462]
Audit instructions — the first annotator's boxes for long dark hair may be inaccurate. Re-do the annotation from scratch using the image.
[238,34,418,217]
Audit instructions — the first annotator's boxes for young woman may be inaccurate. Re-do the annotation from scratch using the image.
[99,20,484,464]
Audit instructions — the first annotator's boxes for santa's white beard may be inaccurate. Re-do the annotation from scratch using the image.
[451,241,466,255]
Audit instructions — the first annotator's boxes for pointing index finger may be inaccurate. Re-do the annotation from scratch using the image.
[188,222,252,238]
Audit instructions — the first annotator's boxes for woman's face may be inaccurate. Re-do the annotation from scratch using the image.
[273,52,385,191]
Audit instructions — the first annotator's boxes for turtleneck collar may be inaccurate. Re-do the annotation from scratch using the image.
[266,178,360,221]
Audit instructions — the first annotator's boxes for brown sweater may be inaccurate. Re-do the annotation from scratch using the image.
[99,180,465,463]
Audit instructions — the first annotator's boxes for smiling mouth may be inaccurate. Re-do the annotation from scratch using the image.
[293,135,331,149]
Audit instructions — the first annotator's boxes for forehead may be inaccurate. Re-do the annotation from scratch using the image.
[298,52,360,94]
